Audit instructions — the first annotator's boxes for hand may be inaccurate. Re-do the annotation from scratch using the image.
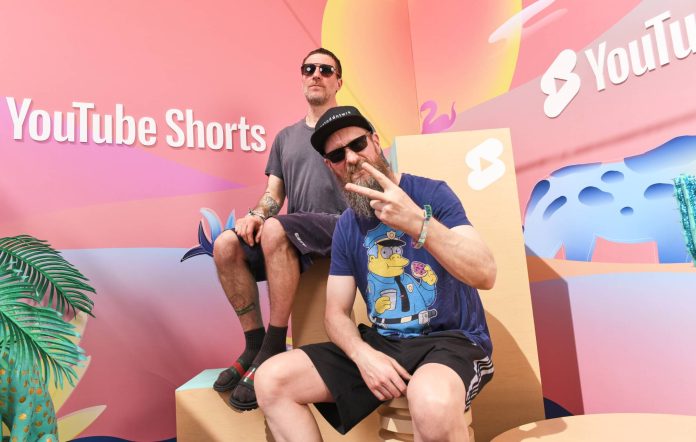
[345,163,423,237]
[234,213,264,246]
[352,344,411,401]
[375,296,392,314]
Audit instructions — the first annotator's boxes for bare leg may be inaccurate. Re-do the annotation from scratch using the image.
[212,230,264,392]
[256,350,333,442]
[260,218,300,327]
[213,230,263,330]
[229,219,302,407]
[408,363,469,442]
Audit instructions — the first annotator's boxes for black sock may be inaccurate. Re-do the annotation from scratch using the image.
[253,324,288,365]
[231,325,288,405]
[239,326,265,366]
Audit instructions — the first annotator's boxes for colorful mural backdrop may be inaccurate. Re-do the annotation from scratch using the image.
[1,0,695,440]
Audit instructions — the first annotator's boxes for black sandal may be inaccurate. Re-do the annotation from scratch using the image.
[228,365,259,411]
[213,359,248,392]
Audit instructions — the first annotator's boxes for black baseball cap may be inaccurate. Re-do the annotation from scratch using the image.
[311,106,374,155]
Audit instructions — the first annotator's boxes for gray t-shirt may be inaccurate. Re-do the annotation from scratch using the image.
[265,119,347,214]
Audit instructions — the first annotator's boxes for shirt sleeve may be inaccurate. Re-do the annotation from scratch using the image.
[264,130,284,179]
[432,181,471,228]
[329,213,354,276]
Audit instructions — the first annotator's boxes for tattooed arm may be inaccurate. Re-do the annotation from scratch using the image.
[235,175,286,246]
[253,175,285,218]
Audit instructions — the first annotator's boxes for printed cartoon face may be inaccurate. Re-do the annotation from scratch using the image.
[368,243,409,277]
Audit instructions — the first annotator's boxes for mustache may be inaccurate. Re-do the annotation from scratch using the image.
[346,161,365,183]
[345,155,391,186]
[345,160,381,187]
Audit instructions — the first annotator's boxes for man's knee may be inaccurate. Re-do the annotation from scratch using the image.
[256,353,295,408]
[407,371,466,438]
[260,218,290,253]
[213,230,244,265]
[408,383,459,418]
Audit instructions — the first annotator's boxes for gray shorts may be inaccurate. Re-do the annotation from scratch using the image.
[301,324,494,435]
[236,211,340,281]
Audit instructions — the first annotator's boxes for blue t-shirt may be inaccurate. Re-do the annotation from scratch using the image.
[330,173,492,356]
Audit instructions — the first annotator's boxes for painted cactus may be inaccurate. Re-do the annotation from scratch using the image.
[673,174,696,265]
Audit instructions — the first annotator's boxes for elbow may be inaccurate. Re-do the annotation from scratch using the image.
[476,258,497,291]
[479,271,496,290]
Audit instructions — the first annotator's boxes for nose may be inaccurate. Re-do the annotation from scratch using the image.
[344,148,361,164]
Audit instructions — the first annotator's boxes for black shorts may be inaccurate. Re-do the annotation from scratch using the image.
[301,324,494,434]
[237,211,339,281]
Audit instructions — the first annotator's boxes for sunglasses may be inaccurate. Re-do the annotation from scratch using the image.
[324,133,371,164]
[301,63,338,78]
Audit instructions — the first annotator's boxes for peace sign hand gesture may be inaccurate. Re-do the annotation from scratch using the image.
[345,162,423,237]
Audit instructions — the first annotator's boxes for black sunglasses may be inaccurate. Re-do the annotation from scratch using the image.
[324,133,371,164]
[301,63,338,78]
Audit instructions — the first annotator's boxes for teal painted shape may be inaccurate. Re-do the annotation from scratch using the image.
[176,369,227,392]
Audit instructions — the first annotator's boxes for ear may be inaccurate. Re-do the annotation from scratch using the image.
[337,77,343,90]
[370,132,381,151]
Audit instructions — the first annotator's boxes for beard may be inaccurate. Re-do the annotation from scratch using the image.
[342,154,392,219]
[306,93,328,106]
[304,85,329,106]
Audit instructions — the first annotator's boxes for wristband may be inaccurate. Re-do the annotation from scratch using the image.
[247,209,267,222]
[412,204,432,249]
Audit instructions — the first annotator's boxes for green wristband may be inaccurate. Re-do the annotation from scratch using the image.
[412,205,432,249]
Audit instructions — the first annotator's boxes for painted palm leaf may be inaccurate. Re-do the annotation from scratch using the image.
[0,271,35,361]
[0,235,94,316]
[0,235,95,388]
[0,271,83,388]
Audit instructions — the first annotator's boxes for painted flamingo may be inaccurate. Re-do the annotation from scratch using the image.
[420,100,457,134]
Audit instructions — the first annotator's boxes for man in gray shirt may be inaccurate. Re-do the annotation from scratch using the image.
[213,48,347,411]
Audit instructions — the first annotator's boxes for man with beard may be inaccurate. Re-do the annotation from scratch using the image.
[255,106,497,442]
[212,48,347,411]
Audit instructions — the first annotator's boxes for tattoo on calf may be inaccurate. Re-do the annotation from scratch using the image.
[262,193,281,217]
[234,302,256,316]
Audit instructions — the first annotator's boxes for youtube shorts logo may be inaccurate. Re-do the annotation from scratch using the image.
[540,10,695,119]
[540,49,581,118]
[465,138,506,191]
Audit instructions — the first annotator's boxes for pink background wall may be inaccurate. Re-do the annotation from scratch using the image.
[1,1,694,439]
